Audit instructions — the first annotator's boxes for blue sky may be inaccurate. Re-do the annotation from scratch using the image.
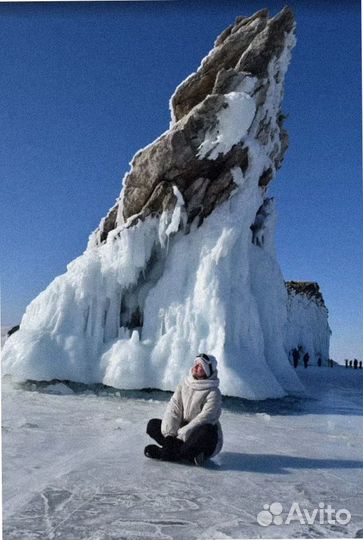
[1,1,361,363]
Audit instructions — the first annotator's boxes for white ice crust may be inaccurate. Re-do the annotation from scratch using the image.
[197,91,256,160]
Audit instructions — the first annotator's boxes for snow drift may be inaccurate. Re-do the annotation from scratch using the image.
[2,7,330,399]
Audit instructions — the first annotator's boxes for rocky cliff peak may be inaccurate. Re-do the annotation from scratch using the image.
[91,6,296,247]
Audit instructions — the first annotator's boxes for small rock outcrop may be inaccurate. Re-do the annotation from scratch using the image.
[286,281,326,307]
[285,281,331,366]
[7,325,20,337]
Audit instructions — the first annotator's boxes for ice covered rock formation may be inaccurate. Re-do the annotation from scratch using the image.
[285,282,331,364]
[2,7,330,399]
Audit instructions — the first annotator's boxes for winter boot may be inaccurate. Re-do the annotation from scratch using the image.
[144,444,180,462]
[144,444,162,460]
[159,446,181,462]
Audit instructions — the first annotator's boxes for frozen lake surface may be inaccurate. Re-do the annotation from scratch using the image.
[2,366,363,539]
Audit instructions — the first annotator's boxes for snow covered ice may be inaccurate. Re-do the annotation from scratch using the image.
[2,366,362,539]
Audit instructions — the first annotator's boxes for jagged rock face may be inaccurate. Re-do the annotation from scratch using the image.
[96,6,294,244]
[172,8,293,120]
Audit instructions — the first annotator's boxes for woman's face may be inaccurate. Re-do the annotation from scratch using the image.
[192,361,207,379]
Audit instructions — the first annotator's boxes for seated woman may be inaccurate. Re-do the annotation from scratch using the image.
[144,353,223,466]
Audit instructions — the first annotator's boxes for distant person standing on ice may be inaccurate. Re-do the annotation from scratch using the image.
[144,353,223,466]
[292,348,300,369]
[303,352,309,368]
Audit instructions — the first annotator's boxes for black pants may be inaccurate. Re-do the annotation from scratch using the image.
[146,418,218,461]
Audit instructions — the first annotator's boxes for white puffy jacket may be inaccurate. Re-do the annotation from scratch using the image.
[161,369,223,457]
